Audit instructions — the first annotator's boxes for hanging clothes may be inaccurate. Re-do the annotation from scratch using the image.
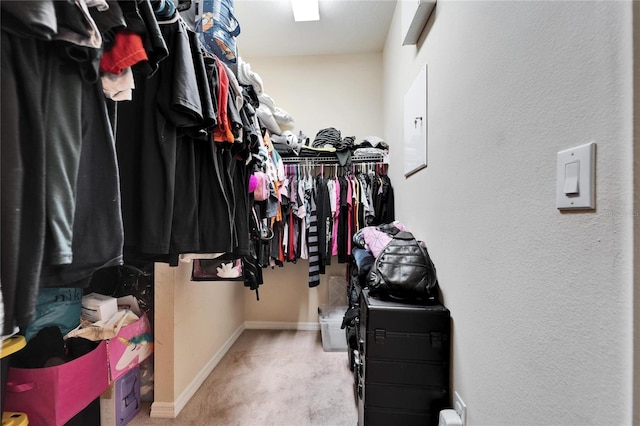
[255,159,393,287]
[117,14,211,256]
[116,6,258,264]
[307,187,320,288]
[315,176,332,270]
[1,0,126,332]
[1,29,50,334]
[337,175,350,263]
[372,174,395,225]
[0,0,265,332]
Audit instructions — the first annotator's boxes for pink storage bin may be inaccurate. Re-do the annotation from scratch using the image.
[4,340,109,426]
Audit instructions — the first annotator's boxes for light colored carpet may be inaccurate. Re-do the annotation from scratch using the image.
[129,329,357,426]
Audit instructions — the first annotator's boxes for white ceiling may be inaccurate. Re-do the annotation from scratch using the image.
[233,0,398,58]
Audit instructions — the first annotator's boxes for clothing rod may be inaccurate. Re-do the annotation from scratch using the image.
[280,154,386,164]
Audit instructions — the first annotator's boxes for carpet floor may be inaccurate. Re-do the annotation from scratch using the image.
[128,329,357,426]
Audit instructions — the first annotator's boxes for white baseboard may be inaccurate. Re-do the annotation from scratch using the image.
[148,402,175,418]
[244,321,320,331]
[149,323,245,419]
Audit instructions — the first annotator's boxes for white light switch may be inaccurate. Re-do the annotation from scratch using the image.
[557,142,595,210]
[563,161,579,195]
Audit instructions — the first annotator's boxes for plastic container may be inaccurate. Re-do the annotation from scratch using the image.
[318,305,348,352]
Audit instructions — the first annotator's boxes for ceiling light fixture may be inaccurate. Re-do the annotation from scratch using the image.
[291,0,319,22]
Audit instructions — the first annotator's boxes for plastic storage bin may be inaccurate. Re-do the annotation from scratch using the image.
[319,305,348,352]
[4,340,109,426]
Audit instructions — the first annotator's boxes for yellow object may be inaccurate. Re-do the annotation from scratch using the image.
[2,411,29,426]
[1,412,28,426]
[2,336,29,425]
[1,336,26,359]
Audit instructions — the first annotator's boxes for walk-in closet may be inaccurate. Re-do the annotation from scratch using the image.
[2,0,637,425]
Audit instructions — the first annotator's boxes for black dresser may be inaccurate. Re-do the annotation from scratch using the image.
[354,288,450,426]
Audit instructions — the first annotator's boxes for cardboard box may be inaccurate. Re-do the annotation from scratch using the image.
[100,366,141,426]
[81,293,118,323]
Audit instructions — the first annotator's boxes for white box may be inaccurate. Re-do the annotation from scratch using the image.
[81,293,118,323]
[319,305,348,352]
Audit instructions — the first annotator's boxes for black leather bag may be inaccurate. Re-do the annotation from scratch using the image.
[366,231,439,302]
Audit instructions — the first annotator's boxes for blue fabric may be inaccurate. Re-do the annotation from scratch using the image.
[196,0,240,64]
[353,247,375,283]
[23,288,82,342]
[352,247,374,270]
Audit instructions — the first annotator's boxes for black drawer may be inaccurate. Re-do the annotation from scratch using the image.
[360,289,450,335]
[360,405,439,426]
[365,358,449,388]
[363,382,448,412]
[359,289,450,363]
[364,329,449,362]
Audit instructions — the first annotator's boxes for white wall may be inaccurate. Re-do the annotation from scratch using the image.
[241,53,384,145]
[383,1,634,425]
[151,262,244,418]
[633,5,640,424]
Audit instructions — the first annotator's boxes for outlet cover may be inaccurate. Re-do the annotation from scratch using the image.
[454,391,467,425]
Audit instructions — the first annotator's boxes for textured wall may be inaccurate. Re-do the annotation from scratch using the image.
[633,4,640,424]
[383,1,634,424]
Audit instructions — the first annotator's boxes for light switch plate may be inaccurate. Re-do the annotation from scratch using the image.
[556,142,596,210]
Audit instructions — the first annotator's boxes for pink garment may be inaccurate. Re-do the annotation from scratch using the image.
[361,227,392,257]
[298,179,308,259]
[331,177,340,256]
[346,176,353,255]
[362,221,409,257]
